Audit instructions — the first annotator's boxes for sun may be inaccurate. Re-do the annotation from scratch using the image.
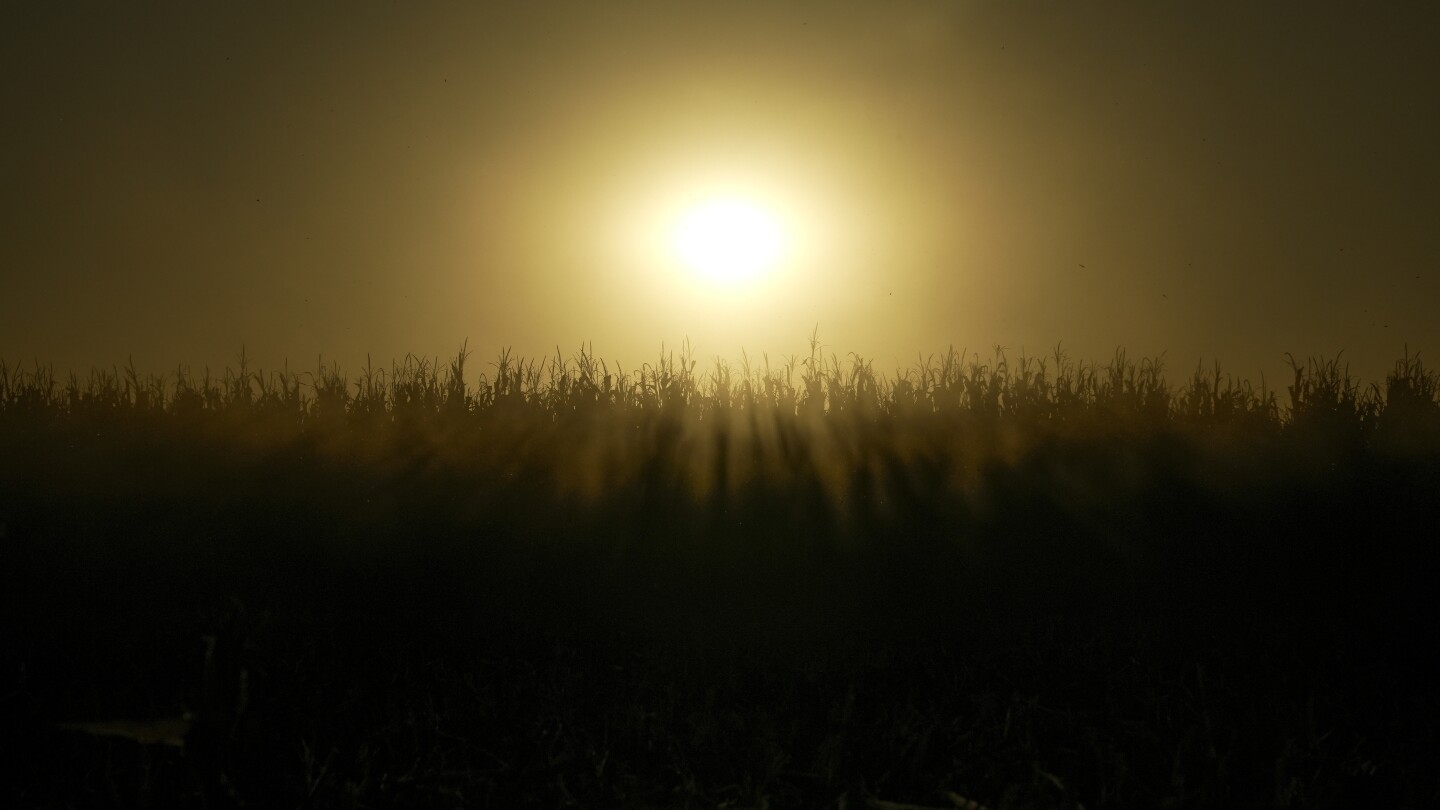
[672,198,785,285]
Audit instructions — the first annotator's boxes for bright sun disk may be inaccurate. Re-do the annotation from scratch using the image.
[672,199,784,285]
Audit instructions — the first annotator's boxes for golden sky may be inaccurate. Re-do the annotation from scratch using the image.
[3,2,1437,387]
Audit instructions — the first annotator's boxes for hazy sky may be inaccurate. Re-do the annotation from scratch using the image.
[4,2,1437,388]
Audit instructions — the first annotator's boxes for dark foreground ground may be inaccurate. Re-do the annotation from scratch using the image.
[2,418,1438,808]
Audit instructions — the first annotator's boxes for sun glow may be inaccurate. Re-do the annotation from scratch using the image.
[672,199,785,285]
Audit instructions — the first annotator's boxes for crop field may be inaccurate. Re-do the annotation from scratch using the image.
[2,339,1438,808]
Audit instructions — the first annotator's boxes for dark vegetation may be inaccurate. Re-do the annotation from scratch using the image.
[2,336,1438,807]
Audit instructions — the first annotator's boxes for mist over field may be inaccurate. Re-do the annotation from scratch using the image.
[3,340,1438,806]
[5,1,1439,805]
